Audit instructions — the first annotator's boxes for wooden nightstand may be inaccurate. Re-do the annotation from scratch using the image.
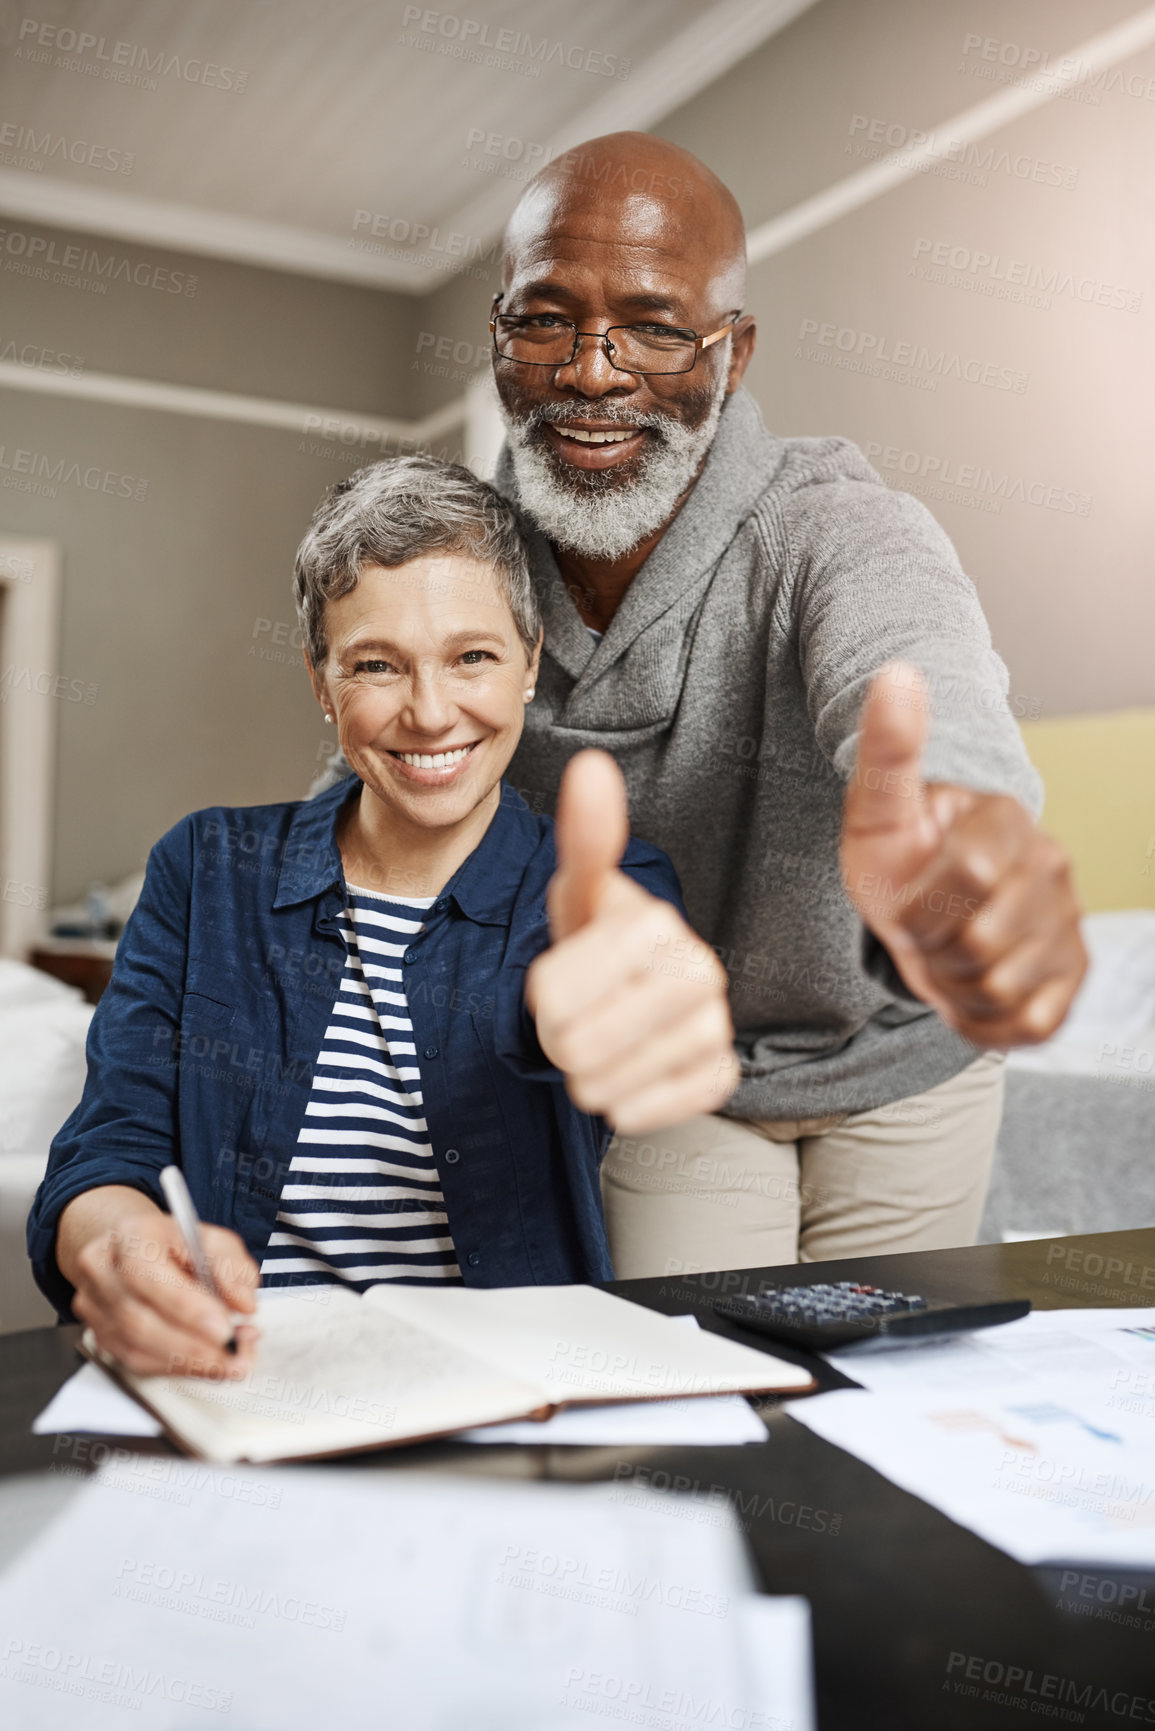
[28,938,118,1005]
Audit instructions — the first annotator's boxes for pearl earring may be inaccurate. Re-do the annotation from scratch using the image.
[324,713,333,723]
[524,687,535,701]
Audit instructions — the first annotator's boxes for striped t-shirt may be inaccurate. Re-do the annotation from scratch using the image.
[259,885,463,1290]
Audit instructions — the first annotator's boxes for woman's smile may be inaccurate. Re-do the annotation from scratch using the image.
[384,739,483,785]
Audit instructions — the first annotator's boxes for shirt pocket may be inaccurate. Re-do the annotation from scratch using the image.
[181,960,238,1031]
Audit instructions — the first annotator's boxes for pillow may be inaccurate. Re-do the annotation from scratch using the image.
[0,957,87,1010]
[0,963,93,1156]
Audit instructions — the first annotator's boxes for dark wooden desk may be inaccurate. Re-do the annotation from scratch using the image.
[4,1228,1155,1731]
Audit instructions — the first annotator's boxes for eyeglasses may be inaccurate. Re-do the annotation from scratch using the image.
[489,299,739,376]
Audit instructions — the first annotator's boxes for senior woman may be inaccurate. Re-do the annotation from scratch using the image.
[28,458,731,1380]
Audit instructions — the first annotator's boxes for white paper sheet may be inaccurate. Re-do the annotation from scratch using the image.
[453,1393,769,1445]
[32,1362,163,1438]
[0,1457,814,1730]
[737,1594,816,1731]
[33,1372,768,1450]
[826,1306,1155,1402]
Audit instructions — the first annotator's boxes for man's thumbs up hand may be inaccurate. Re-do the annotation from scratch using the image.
[841,663,1087,1046]
[840,664,960,1022]
[527,750,740,1134]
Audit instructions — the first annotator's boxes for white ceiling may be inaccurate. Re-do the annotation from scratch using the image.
[0,0,818,291]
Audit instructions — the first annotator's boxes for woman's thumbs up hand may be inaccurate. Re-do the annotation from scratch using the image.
[526,750,740,1134]
[545,744,630,942]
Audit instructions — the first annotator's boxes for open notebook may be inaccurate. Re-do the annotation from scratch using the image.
[81,1284,815,1463]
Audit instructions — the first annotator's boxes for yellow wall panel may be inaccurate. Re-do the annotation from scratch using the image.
[1020,711,1155,913]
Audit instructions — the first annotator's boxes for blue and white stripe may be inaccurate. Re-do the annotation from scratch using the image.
[259,886,462,1289]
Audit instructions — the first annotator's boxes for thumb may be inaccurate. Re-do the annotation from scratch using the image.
[550,749,629,940]
[843,662,933,847]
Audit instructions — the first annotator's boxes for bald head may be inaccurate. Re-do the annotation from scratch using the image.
[503,131,747,315]
[493,133,756,571]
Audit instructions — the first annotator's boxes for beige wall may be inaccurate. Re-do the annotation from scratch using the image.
[654,0,1155,720]
[0,223,421,410]
[0,227,424,901]
[2,0,1152,908]
[412,267,496,422]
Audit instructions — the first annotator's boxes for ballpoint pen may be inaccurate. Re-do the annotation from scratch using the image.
[159,1165,248,1353]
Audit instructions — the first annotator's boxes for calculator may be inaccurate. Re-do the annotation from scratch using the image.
[713,1282,1030,1353]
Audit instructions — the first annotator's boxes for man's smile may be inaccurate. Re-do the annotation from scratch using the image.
[554,426,635,444]
[544,420,649,469]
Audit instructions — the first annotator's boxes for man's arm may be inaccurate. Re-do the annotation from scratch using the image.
[790,465,1085,1044]
[793,463,1043,810]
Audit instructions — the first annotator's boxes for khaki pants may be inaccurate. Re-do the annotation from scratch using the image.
[600,1052,1006,1277]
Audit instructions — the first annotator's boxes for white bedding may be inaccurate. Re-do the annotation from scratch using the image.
[1005,910,1155,1079]
[0,959,94,1155]
[0,960,93,1331]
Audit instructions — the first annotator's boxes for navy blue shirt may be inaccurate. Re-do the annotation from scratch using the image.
[28,777,684,1318]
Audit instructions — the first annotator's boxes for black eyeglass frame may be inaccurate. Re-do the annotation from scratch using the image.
[488,295,741,376]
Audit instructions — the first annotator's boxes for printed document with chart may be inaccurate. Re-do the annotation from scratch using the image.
[790,1307,1155,1566]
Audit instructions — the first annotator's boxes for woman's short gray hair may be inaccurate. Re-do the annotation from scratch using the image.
[293,455,540,667]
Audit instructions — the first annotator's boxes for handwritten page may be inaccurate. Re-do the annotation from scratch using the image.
[100,1292,545,1462]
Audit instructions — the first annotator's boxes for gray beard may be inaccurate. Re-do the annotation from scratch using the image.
[501,356,729,561]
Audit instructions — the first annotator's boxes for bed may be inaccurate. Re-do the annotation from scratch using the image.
[980,911,1155,1242]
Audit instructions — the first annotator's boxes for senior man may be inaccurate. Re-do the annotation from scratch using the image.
[486,131,1086,1278]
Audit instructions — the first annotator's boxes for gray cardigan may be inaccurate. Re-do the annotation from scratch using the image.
[500,386,1042,1120]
